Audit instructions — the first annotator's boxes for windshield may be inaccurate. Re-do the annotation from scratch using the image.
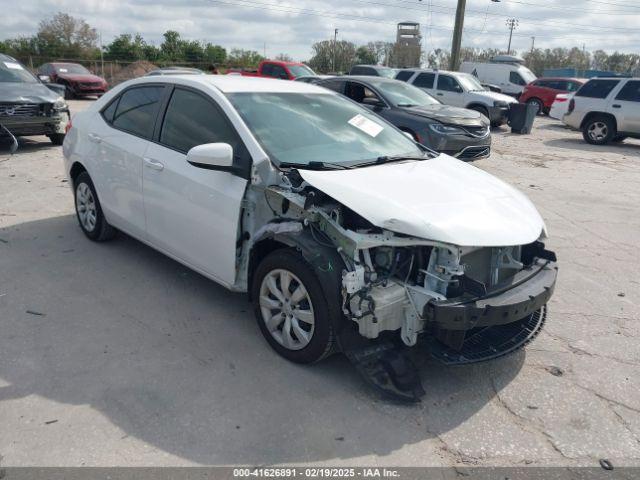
[226,92,422,167]
[456,73,484,91]
[370,80,440,107]
[288,65,316,78]
[0,59,38,83]
[55,63,90,74]
[519,66,537,84]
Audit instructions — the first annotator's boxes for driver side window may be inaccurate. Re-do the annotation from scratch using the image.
[345,82,383,106]
[437,75,462,93]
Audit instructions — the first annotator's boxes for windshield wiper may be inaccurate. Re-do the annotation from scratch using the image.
[396,103,417,107]
[278,161,354,170]
[352,154,430,168]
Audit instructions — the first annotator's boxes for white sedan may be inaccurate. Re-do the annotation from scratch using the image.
[63,75,557,400]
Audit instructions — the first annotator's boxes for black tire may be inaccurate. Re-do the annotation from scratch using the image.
[251,249,336,364]
[73,172,116,242]
[613,135,628,143]
[48,133,65,146]
[64,85,75,100]
[582,115,616,145]
[527,98,544,115]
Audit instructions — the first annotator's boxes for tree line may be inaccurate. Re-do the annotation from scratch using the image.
[2,12,639,76]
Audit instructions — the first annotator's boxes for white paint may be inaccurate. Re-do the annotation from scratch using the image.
[348,114,384,137]
[4,62,24,70]
[299,155,546,247]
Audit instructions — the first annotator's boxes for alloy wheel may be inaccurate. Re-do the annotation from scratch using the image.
[588,121,608,141]
[259,269,315,350]
[76,182,97,232]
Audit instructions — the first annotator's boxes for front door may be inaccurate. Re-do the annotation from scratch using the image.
[142,86,249,286]
[610,80,640,133]
[435,73,465,107]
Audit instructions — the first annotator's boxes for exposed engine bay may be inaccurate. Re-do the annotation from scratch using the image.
[239,164,558,401]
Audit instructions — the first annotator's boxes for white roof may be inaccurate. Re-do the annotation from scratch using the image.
[130,74,331,94]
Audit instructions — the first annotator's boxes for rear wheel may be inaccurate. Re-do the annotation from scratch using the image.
[527,98,544,115]
[252,249,336,364]
[48,133,65,145]
[582,115,616,145]
[74,172,116,241]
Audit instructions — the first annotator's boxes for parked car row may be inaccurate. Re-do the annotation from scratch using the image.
[63,74,557,399]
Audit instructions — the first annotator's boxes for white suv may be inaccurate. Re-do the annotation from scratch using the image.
[396,68,518,126]
[563,77,640,145]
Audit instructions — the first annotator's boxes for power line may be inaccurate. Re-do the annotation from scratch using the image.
[496,0,640,15]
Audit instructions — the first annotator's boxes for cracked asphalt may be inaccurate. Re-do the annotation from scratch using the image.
[0,100,638,467]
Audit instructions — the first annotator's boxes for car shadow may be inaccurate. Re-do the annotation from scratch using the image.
[544,137,640,156]
[0,214,525,465]
[0,136,59,156]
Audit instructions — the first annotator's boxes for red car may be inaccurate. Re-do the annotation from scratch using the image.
[227,60,315,80]
[37,62,108,99]
[519,77,586,115]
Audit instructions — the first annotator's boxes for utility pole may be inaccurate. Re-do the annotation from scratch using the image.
[449,0,466,71]
[333,28,338,73]
[99,30,105,78]
[506,18,518,55]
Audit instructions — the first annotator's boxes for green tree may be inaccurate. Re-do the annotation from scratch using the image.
[104,34,149,61]
[35,12,98,58]
[227,48,264,67]
[355,46,376,65]
[160,30,183,61]
[308,40,356,73]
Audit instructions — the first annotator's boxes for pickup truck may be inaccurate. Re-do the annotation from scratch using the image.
[227,60,316,80]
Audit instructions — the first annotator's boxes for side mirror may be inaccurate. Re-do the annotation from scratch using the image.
[362,97,384,108]
[186,143,233,169]
[38,75,51,83]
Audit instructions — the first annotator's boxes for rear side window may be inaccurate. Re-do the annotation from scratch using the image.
[320,80,345,93]
[576,79,620,99]
[615,80,640,102]
[112,86,164,139]
[413,72,435,89]
[101,98,119,123]
[395,70,414,82]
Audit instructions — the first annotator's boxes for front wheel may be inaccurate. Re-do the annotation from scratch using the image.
[582,116,616,145]
[74,172,116,241]
[251,249,336,364]
[527,98,544,115]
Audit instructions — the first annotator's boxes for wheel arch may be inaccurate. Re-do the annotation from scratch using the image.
[69,161,87,186]
[581,111,617,131]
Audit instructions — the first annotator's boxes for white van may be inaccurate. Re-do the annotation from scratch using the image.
[461,60,537,97]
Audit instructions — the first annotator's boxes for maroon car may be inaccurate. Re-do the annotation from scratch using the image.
[37,62,108,99]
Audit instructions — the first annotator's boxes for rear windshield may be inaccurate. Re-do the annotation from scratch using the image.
[0,59,37,83]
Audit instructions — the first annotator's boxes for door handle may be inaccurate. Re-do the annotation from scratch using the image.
[144,157,164,171]
[88,133,102,143]
[436,93,443,96]
[612,104,621,109]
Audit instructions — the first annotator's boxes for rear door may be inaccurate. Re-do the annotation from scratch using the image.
[142,86,250,286]
[610,80,640,133]
[89,84,166,239]
[411,72,436,96]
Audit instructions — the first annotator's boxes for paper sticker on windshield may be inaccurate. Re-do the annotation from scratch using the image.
[59,68,68,72]
[3,62,24,70]
[348,114,384,137]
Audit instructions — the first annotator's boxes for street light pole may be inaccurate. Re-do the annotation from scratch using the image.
[506,18,518,55]
[333,28,338,73]
[449,0,466,71]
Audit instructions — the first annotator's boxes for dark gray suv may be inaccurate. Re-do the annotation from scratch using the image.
[318,76,491,160]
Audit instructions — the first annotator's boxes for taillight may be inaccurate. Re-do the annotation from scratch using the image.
[65,118,72,134]
[556,97,568,103]
[568,98,575,114]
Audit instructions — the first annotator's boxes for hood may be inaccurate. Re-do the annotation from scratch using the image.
[298,155,545,247]
[58,73,105,83]
[470,90,518,104]
[405,104,489,127]
[0,82,60,103]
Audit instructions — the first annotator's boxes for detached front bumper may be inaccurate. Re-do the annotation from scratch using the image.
[424,258,557,331]
[0,111,68,137]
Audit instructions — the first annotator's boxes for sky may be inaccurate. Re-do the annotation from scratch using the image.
[4,0,640,61]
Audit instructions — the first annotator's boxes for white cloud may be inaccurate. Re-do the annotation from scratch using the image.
[2,0,639,60]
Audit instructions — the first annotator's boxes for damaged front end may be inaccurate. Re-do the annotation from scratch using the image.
[253,175,557,401]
